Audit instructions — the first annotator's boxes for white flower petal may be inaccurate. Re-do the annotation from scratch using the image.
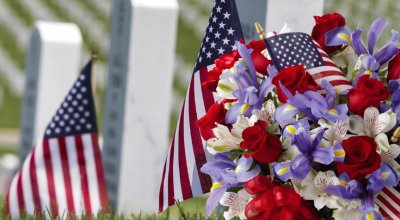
[377,110,397,134]
[364,107,379,137]
[348,115,365,135]
[381,144,400,162]
[374,133,391,153]
[334,117,349,143]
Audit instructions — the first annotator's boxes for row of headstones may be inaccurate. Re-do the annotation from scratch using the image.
[18,0,323,214]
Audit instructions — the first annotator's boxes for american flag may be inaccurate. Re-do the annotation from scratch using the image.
[376,185,400,219]
[264,32,352,92]
[159,0,243,212]
[5,60,108,218]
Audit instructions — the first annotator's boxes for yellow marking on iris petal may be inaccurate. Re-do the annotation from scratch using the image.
[365,69,372,75]
[285,105,296,111]
[328,109,338,115]
[241,103,250,113]
[381,172,389,179]
[235,167,239,173]
[230,66,235,72]
[339,180,348,187]
[366,212,374,220]
[210,182,223,192]
[338,33,351,43]
[336,88,344,95]
[334,150,345,157]
[277,167,289,175]
[286,125,296,134]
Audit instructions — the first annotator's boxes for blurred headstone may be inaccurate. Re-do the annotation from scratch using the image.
[236,0,324,41]
[102,0,178,213]
[19,22,82,161]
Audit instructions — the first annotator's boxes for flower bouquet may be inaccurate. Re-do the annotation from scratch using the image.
[197,13,400,220]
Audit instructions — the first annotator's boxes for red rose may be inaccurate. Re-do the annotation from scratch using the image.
[347,75,390,116]
[202,50,241,91]
[240,121,282,163]
[247,40,272,75]
[272,65,319,103]
[336,136,381,181]
[244,176,319,220]
[388,49,400,81]
[311,12,346,54]
[196,100,227,140]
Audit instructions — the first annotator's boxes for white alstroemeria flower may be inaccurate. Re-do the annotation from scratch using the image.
[332,199,363,220]
[381,144,400,177]
[216,77,239,100]
[220,189,251,220]
[299,171,340,210]
[250,100,279,134]
[316,117,349,146]
[207,123,243,153]
[349,107,396,152]
[332,46,358,74]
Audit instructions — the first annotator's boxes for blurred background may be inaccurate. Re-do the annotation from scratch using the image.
[0,0,399,198]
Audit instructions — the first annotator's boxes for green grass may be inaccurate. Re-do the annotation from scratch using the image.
[175,17,202,66]
[0,22,25,69]
[39,0,108,63]
[73,0,109,32]
[0,74,21,128]
[3,0,35,27]
[0,196,229,219]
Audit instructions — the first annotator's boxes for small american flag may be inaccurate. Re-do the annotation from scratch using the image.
[159,0,243,212]
[376,185,400,219]
[5,60,108,218]
[264,32,352,92]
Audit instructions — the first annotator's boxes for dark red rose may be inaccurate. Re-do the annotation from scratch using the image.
[196,100,228,140]
[244,176,319,220]
[336,136,381,181]
[347,75,390,116]
[202,50,241,91]
[311,12,346,54]
[272,65,319,103]
[240,121,282,163]
[388,49,400,81]
[247,40,272,75]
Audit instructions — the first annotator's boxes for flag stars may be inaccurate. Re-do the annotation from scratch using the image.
[212,16,217,23]
[231,45,237,50]
[206,51,212,58]
[209,26,214,33]
[214,31,221,39]
[227,27,234,35]
[219,21,226,29]
[223,11,230,19]
[210,41,216,48]
[222,37,229,45]
[216,5,222,13]
[218,47,225,54]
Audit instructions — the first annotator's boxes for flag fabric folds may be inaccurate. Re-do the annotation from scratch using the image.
[265,32,352,92]
[5,60,108,218]
[159,0,243,212]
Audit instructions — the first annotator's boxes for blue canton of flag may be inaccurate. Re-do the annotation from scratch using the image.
[159,0,243,212]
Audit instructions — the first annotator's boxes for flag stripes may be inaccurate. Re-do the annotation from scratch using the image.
[311,40,352,92]
[6,133,107,217]
[377,187,400,219]
[159,69,215,211]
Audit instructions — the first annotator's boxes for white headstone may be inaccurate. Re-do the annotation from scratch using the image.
[19,22,82,161]
[102,0,178,213]
[236,0,324,41]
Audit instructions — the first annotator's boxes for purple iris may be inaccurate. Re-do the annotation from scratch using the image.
[326,163,399,220]
[273,127,342,180]
[201,153,260,217]
[388,80,400,122]
[274,80,348,126]
[225,42,274,124]
[325,18,399,86]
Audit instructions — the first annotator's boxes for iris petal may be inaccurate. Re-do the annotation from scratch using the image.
[325,27,352,46]
[367,17,388,54]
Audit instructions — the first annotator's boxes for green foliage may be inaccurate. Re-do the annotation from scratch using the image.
[0,22,25,69]
[3,0,35,27]
[0,74,21,128]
